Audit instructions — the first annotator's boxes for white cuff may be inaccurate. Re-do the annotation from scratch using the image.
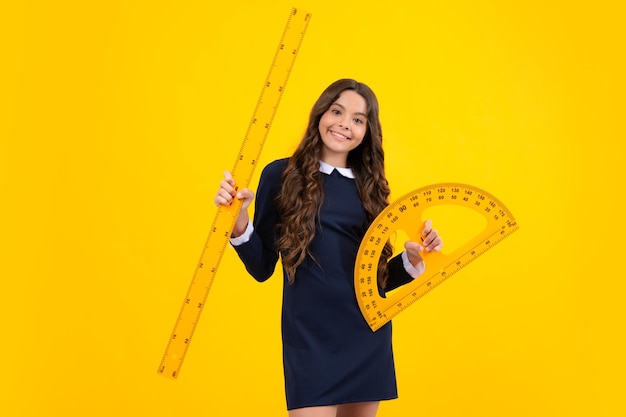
[402,250,425,278]
[229,221,254,246]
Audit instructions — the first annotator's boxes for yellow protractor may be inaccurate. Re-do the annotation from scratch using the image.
[158,7,311,379]
[354,183,518,331]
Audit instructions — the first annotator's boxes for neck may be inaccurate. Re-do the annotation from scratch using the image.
[320,154,348,168]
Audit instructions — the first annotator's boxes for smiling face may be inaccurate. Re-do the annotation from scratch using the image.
[317,90,368,167]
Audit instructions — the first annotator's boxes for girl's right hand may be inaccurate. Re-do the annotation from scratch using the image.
[213,171,255,210]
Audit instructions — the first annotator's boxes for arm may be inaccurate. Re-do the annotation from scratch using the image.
[384,254,415,292]
[214,161,286,282]
[384,219,443,292]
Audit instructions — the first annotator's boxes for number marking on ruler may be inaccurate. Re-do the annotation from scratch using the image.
[355,183,518,331]
[158,7,311,379]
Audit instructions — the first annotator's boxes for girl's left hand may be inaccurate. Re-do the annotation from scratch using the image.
[404,219,443,268]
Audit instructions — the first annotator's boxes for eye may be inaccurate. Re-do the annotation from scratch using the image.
[354,118,364,124]
[331,109,341,115]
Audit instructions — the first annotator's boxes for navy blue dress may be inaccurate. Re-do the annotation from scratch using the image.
[233,159,413,410]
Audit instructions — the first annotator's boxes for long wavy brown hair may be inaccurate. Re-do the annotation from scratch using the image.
[276,79,394,287]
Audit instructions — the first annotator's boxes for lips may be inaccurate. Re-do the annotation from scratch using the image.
[329,130,350,141]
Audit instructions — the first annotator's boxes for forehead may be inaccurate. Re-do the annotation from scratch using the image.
[332,90,367,114]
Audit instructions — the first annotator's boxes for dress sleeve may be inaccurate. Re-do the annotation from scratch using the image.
[232,160,286,282]
[384,254,415,292]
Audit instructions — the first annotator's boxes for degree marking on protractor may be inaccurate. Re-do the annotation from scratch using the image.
[157,8,311,379]
[354,183,518,331]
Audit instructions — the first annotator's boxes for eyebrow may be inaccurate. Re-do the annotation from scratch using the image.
[331,102,368,119]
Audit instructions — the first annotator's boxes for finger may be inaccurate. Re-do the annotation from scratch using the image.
[404,241,424,262]
[420,219,435,249]
[237,188,254,201]
[214,188,234,206]
[219,179,237,197]
[421,219,433,237]
[425,235,443,252]
[404,240,423,254]
[223,170,235,186]
[422,228,439,247]
[404,242,424,269]
[214,195,230,207]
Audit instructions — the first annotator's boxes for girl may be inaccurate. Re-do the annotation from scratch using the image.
[214,79,442,417]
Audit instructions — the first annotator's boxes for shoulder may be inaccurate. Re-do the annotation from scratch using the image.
[259,158,289,183]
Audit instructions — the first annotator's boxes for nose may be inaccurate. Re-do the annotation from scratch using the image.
[338,118,350,129]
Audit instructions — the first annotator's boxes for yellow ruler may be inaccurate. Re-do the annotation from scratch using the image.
[355,183,518,331]
[158,7,311,379]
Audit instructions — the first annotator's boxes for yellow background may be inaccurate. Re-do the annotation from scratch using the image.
[1,1,624,416]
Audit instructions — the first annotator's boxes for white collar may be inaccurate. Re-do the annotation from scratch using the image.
[319,160,355,179]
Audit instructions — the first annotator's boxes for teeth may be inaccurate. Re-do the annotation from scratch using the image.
[331,131,348,140]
